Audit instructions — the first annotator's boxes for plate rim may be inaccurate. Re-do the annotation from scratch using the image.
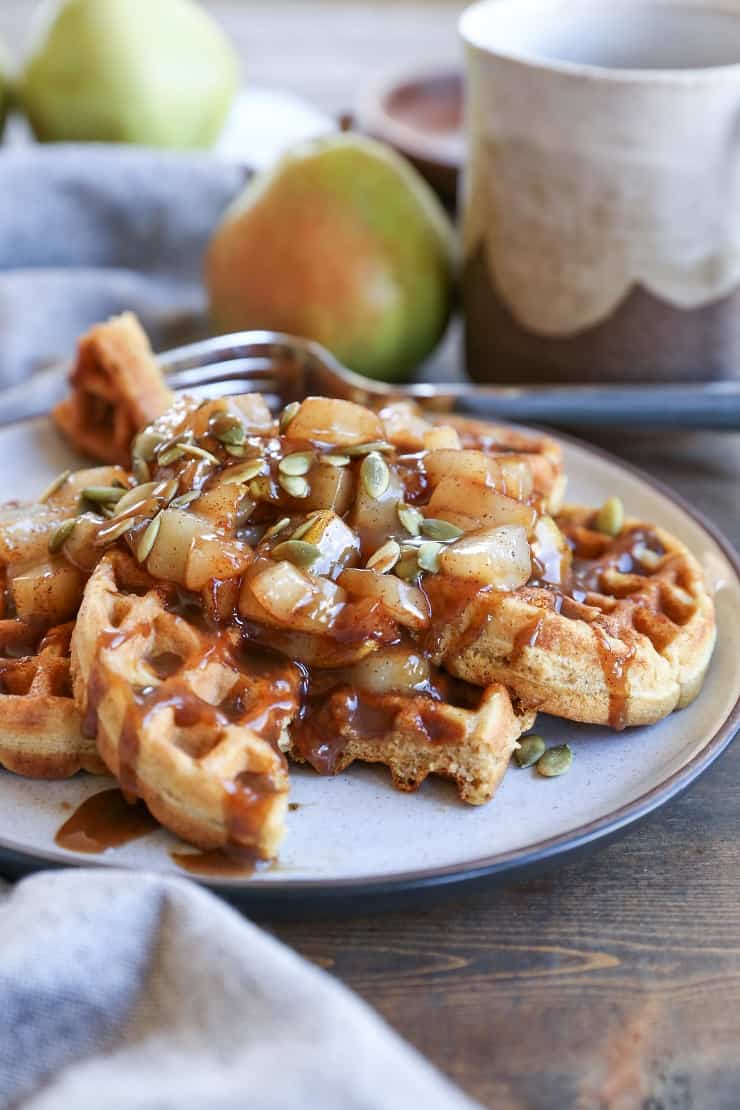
[0,418,738,902]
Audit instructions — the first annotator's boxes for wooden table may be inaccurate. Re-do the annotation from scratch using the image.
[3,3,739,1106]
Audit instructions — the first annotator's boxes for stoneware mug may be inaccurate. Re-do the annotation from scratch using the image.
[460,0,740,383]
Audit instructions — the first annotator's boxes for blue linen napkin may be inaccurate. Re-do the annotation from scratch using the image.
[0,145,247,385]
[0,870,476,1109]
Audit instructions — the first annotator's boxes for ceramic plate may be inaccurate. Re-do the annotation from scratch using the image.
[0,417,738,909]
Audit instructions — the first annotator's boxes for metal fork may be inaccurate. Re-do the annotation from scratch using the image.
[2,329,740,428]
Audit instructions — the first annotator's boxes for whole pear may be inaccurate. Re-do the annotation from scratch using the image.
[206,134,456,380]
[20,0,239,148]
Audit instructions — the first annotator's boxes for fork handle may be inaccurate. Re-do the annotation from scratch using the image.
[412,381,740,430]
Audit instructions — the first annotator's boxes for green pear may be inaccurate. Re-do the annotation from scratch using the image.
[20,0,239,148]
[206,133,456,381]
[0,40,10,138]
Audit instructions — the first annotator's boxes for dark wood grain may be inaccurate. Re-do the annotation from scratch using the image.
[2,4,738,1107]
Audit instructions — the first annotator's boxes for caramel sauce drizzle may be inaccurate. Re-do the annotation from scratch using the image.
[55,788,158,854]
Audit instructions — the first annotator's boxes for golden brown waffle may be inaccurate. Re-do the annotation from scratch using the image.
[426,506,716,729]
[53,313,173,466]
[288,681,535,804]
[72,556,303,858]
[0,619,103,778]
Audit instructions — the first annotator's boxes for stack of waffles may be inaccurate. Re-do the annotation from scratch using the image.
[0,315,717,863]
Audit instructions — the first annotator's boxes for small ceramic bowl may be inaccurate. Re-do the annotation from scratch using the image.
[354,69,463,206]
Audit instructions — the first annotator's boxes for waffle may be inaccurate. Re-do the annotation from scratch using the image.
[53,313,173,466]
[425,506,716,728]
[288,681,535,804]
[0,618,103,778]
[71,556,302,858]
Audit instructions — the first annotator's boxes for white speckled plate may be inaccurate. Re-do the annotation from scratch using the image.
[0,416,738,909]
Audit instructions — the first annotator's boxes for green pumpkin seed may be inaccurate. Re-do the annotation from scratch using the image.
[209,412,246,446]
[39,469,72,504]
[249,475,274,500]
[170,491,200,510]
[420,518,464,542]
[157,445,186,467]
[361,452,390,499]
[366,539,401,574]
[279,473,310,499]
[153,479,179,504]
[290,517,318,541]
[177,443,220,465]
[224,443,247,458]
[95,515,139,545]
[132,429,166,462]
[394,551,420,581]
[271,539,320,568]
[278,452,313,477]
[263,517,291,541]
[221,459,267,486]
[48,517,77,554]
[81,485,127,504]
[514,734,546,768]
[536,744,573,777]
[594,497,624,537]
[417,540,443,573]
[397,503,423,536]
[132,458,151,484]
[279,401,301,433]
[136,512,162,563]
[322,453,350,468]
[344,440,393,457]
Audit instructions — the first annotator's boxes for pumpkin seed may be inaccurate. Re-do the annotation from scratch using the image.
[132,429,165,462]
[279,401,300,433]
[177,442,220,465]
[249,475,274,500]
[344,440,393,457]
[157,445,185,467]
[397,503,423,536]
[279,473,310,499]
[39,469,71,504]
[221,459,266,486]
[209,412,245,446]
[271,539,320,568]
[514,734,546,768]
[136,512,162,563]
[95,515,139,546]
[153,479,180,504]
[112,482,158,517]
[224,443,247,458]
[361,452,390,499]
[170,491,200,510]
[536,744,573,777]
[132,458,151,484]
[81,485,126,504]
[420,517,463,542]
[366,539,401,574]
[290,516,318,541]
[278,452,313,477]
[322,453,350,468]
[263,517,291,541]
[394,551,420,581]
[417,540,443,573]
[48,517,77,554]
[594,496,624,537]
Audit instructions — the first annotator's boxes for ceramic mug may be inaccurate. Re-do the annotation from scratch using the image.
[460,0,740,383]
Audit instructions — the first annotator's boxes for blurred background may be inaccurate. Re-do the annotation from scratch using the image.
[0,1,464,117]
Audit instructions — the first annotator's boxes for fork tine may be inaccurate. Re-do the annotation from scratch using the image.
[168,360,281,392]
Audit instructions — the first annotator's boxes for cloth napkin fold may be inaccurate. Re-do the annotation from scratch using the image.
[0,145,248,386]
[0,870,476,1110]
